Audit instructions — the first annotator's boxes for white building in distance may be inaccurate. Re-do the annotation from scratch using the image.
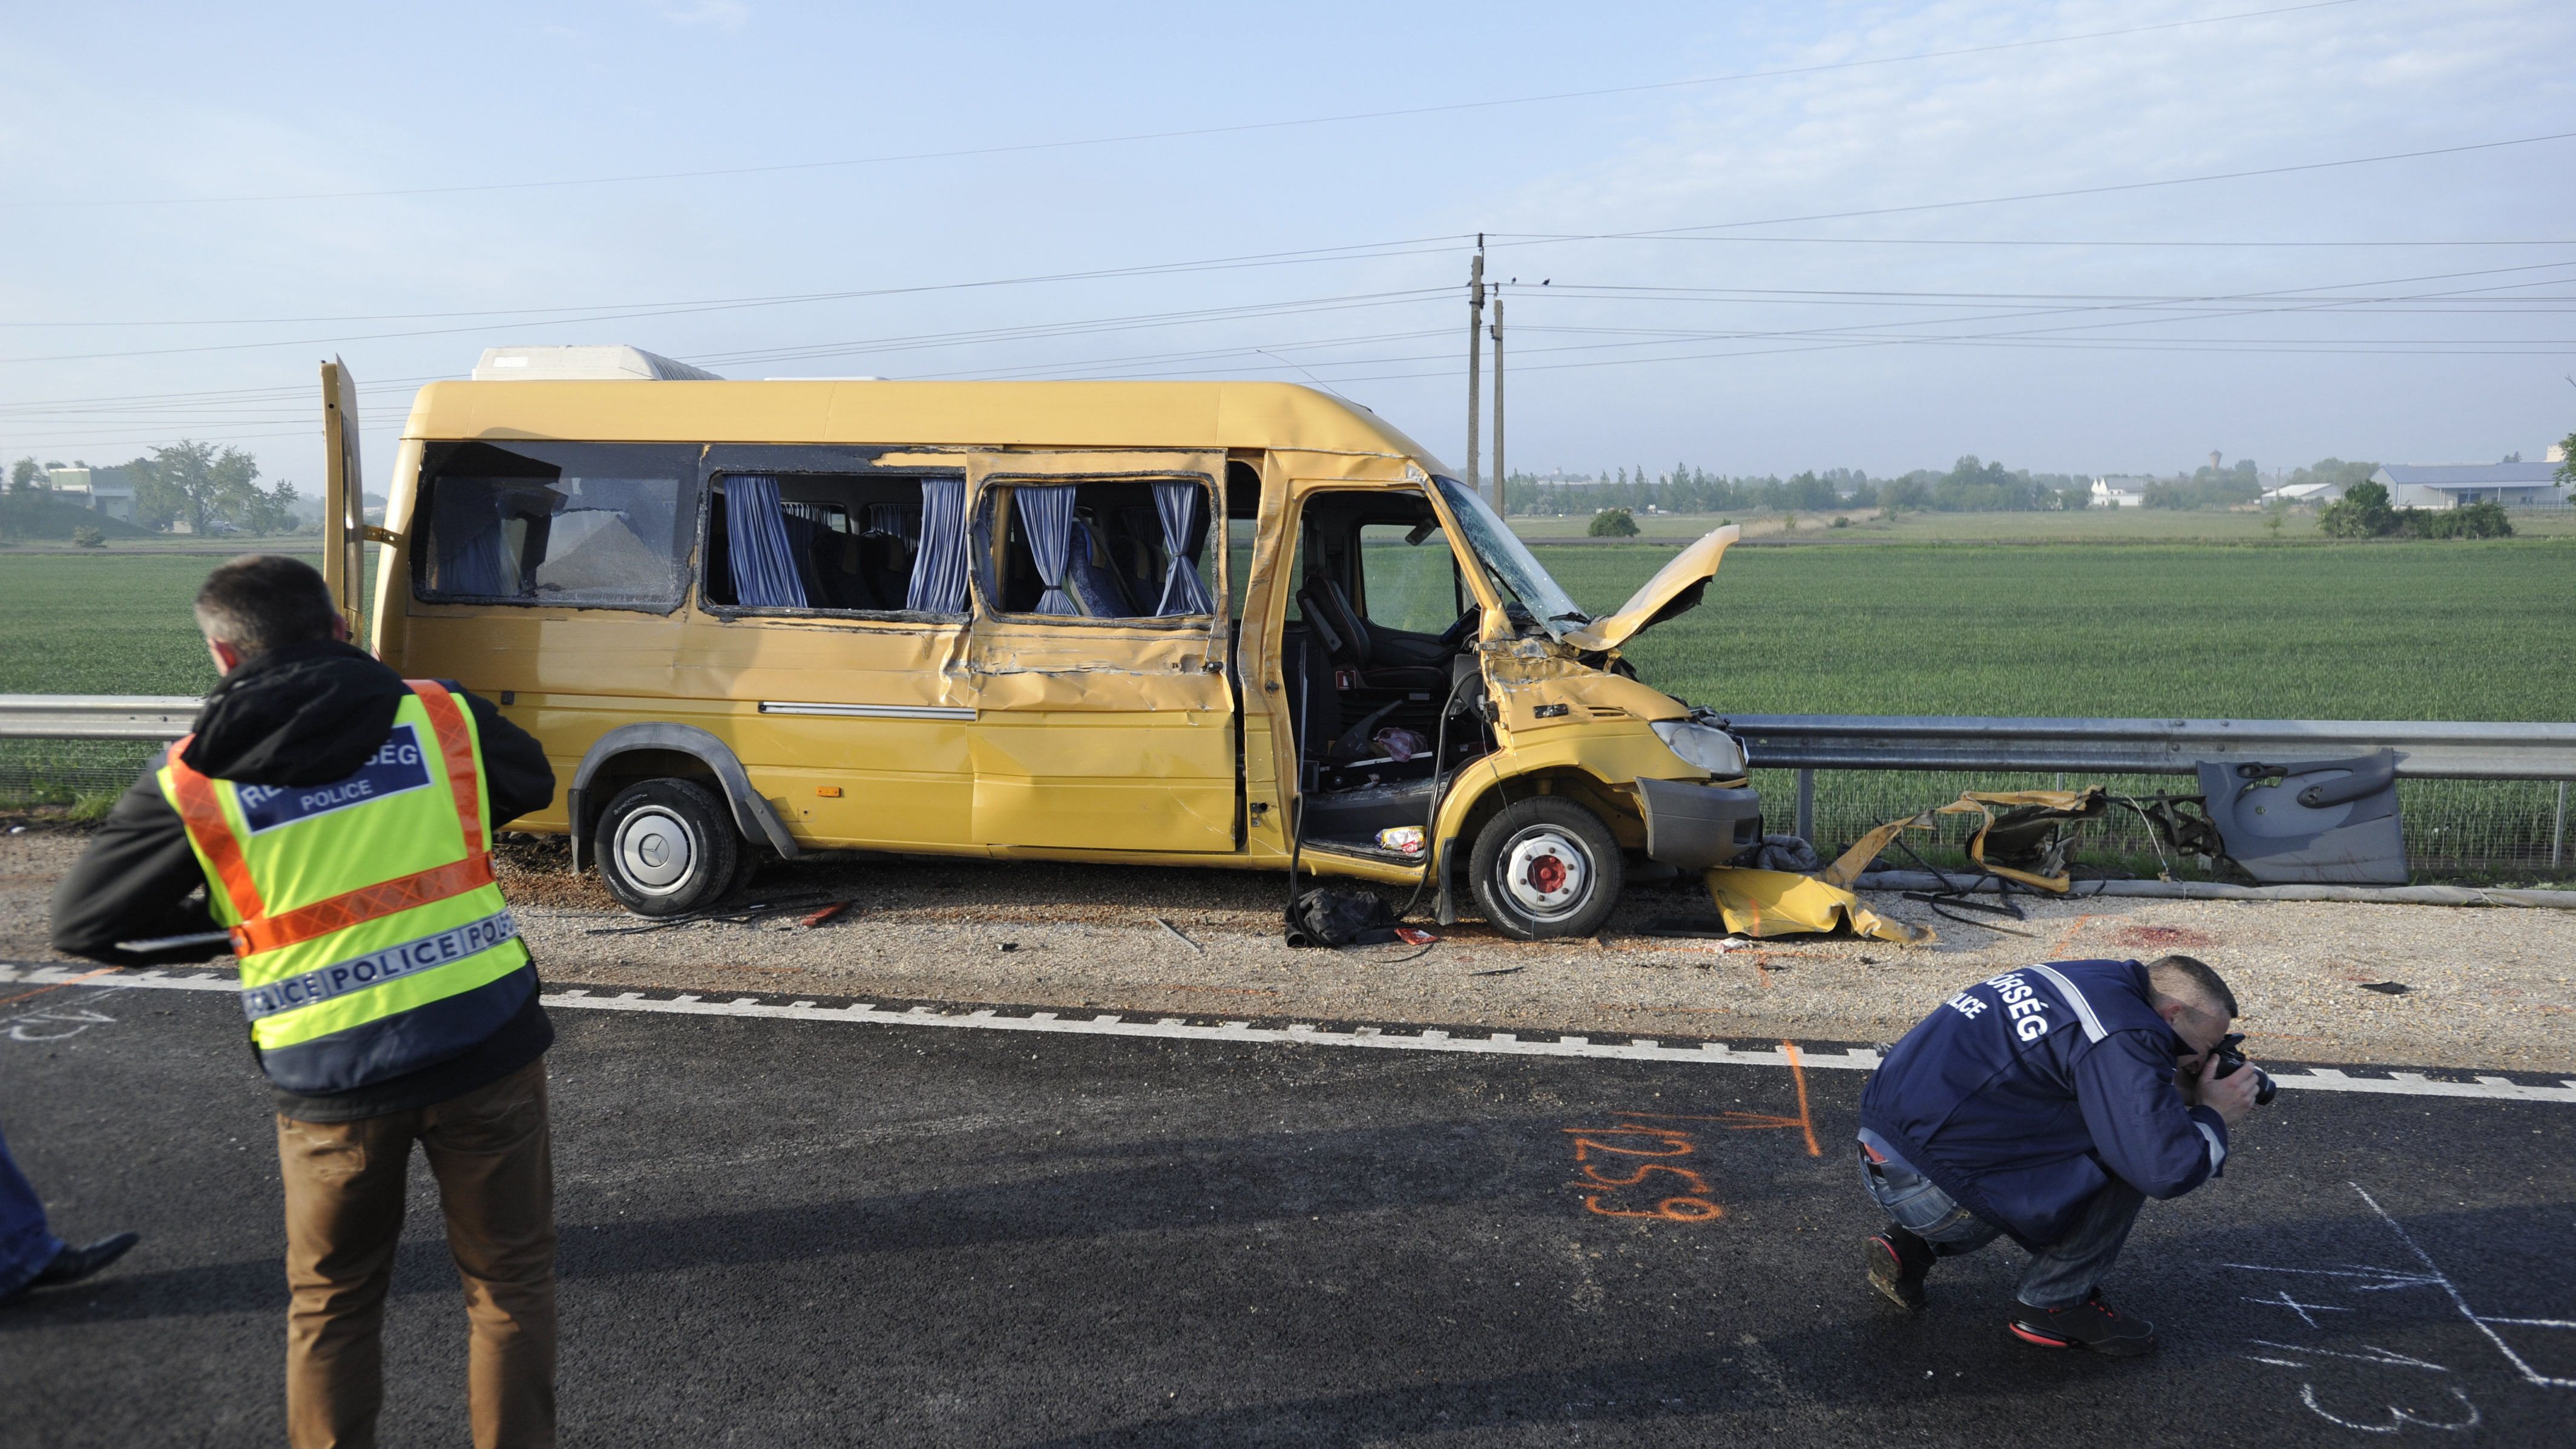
[42,465,137,523]
[2371,462,2569,509]
[2089,476,2148,508]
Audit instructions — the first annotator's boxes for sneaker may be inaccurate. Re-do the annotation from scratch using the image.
[1867,1225,1936,1311]
[2008,1290,2156,1357]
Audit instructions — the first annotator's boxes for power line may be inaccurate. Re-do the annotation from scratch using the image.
[0,239,1467,364]
[1492,128,2576,248]
[11,1,2361,209]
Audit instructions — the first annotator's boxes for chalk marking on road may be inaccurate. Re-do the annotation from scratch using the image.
[5,962,2576,1102]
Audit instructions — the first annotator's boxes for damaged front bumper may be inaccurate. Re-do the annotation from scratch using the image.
[1634,776,1764,873]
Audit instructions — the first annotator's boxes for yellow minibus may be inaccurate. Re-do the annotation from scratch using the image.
[318,346,1761,939]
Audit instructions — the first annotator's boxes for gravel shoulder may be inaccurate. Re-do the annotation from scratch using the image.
[6,826,2570,1074]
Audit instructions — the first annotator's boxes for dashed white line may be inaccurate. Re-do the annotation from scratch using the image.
[5,962,2572,1103]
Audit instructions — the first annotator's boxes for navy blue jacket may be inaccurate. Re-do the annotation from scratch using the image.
[1858,959,2229,1247]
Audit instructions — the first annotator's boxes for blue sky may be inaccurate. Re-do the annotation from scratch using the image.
[4,0,2573,492]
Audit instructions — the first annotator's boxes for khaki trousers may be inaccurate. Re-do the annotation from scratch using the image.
[274,1057,557,1449]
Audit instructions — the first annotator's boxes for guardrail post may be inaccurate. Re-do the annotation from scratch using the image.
[1795,767,1816,844]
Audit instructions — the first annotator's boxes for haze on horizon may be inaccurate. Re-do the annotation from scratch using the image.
[3,0,2572,494]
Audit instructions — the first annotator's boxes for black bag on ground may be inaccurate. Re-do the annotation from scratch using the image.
[1286,887,1401,947]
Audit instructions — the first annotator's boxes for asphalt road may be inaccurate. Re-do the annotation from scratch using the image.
[3,982,2570,1447]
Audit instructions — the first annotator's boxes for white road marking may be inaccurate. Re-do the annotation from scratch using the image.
[6,962,2574,1103]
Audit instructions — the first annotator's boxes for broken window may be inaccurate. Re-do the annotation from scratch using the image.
[413,442,697,609]
[973,476,1217,620]
[1357,521,1462,638]
[702,472,954,615]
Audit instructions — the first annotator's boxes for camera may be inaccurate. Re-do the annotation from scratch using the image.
[2209,1032,2278,1106]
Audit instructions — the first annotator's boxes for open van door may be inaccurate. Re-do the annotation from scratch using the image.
[320,356,366,639]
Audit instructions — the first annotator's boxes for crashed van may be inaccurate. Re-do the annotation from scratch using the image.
[316,346,1762,939]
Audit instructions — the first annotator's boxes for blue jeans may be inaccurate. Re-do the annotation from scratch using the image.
[1859,1148,2145,1310]
[0,1119,67,1298]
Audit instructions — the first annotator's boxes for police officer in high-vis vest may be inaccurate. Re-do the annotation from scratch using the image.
[55,555,560,1449]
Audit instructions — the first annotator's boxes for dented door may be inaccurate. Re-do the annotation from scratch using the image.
[964,451,1237,853]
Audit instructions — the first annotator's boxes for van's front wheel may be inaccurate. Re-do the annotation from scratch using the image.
[1468,797,1623,940]
[595,778,741,916]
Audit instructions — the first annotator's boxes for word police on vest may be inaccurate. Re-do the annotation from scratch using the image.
[238,910,519,1022]
[1947,970,2057,1041]
[235,726,435,834]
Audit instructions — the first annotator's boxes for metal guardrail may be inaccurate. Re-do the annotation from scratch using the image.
[8,697,2571,774]
[1727,714,2576,781]
[1725,713,2574,864]
[0,695,205,740]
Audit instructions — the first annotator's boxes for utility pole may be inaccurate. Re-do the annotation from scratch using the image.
[1490,288,1506,515]
[1464,240,1485,496]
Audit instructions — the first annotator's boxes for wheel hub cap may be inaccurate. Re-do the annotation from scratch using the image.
[617,808,694,892]
[1502,830,1587,916]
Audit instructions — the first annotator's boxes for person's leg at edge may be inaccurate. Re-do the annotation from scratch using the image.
[0,1120,67,1298]
[278,1108,419,1449]
[2015,1176,2149,1309]
[1859,1152,2002,1254]
[421,1057,557,1449]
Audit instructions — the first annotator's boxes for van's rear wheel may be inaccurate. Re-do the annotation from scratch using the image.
[1468,797,1623,940]
[595,778,740,917]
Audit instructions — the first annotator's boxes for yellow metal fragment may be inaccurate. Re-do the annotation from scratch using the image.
[1822,788,2107,894]
[1704,868,1935,945]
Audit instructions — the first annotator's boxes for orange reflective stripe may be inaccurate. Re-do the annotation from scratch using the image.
[406,680,487,858]
[162,734,266,924]
[232,853,496,956]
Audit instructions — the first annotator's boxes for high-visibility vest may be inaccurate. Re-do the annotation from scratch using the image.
[157,680,531,1092]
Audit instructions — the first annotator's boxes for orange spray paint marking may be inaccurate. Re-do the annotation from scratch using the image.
[1779,1040,1824,1158]
[1561,1125,1726,1223]
[1614,1109,1806,1132]
[0,967,119,1010]
[2046,913,2099,958]
[1582,1195,1724,1222]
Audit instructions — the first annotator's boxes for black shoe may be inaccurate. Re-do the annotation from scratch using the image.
[2008,1290,2156,1357]
[30,1233,139,1290]
[1867,1224,1936,1311]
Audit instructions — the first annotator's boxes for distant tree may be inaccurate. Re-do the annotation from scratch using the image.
[2318,480,2396,538]
[8,458,38,496]
[243,478,298,534]
[2556,433,2576,489]
[134,440,268,535]
[1587,507,1639,537]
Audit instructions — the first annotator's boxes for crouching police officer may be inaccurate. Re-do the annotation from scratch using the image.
[1854,953,2266,1356]
[53,555,560,1448]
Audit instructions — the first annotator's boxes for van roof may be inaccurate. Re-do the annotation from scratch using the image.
[402,378,1442,467]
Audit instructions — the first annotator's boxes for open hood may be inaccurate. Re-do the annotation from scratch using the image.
[1559,524,1738,652]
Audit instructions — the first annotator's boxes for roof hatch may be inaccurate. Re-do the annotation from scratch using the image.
[471,345,723,381]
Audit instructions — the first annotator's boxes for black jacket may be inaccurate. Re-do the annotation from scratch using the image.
[51,639,560,1120]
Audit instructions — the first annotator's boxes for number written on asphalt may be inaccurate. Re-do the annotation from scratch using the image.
[1561,1124,1724,1223]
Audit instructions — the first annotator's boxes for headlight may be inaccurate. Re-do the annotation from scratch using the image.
[1651,717,1746,777]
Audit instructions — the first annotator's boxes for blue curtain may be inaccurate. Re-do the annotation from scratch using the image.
[905,478,968,614]
[1152,481,1214,615]
[1014,484,1078,617]
[864,502,920,545]
[432,482,513,596]
[725,475,807,608]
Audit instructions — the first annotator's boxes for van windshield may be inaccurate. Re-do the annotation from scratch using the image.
[1434,475,1588,639]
